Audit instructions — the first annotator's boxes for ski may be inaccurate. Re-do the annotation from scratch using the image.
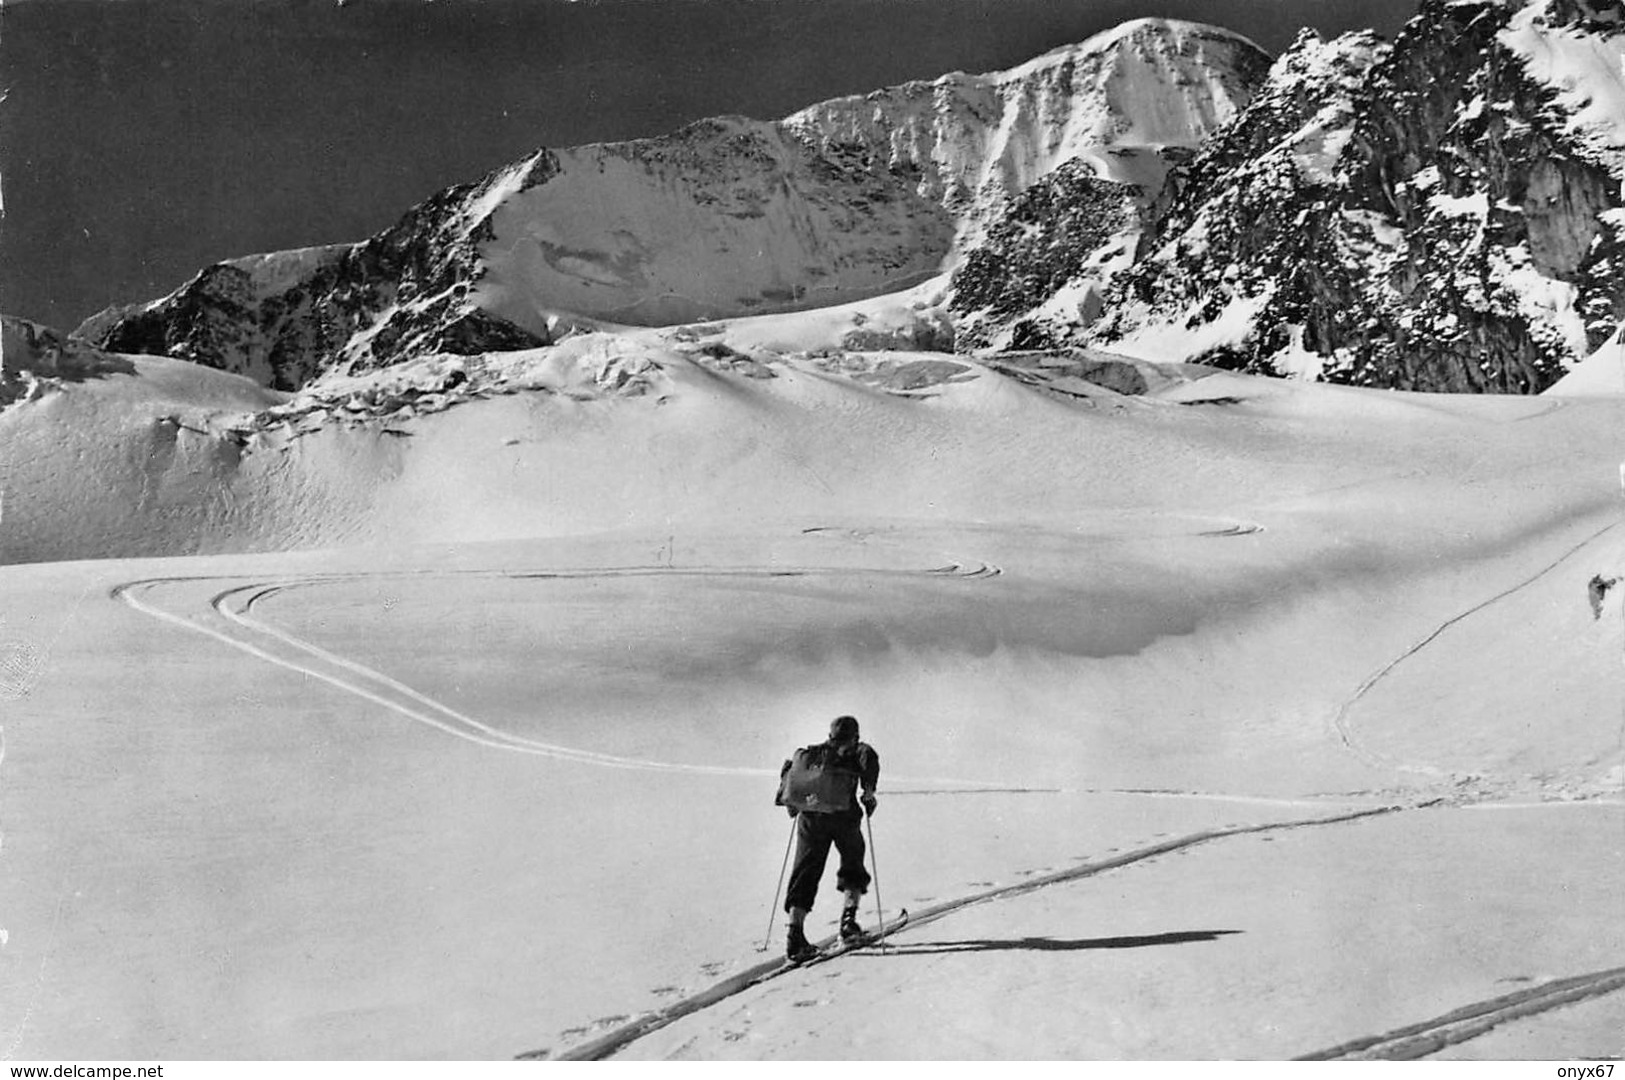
[789,908,910,967]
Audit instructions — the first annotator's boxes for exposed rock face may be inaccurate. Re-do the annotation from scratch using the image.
[980,0,1625,393]
[77,154,561,390]
[74,19,1264,391]
[1295,0,1625,391]
[948,159,1143,351]
[1081,27,1391,376]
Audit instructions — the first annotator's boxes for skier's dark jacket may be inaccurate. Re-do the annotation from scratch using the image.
[775,739,879,817]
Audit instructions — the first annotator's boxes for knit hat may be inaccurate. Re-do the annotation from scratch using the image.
[829,715,860,743]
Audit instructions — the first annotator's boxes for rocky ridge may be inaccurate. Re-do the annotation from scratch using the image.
[75,153,562,391]
[966,0,1625,392]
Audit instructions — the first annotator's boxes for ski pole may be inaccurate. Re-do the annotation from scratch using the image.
[761,816,796,952]
[865,809,885,943]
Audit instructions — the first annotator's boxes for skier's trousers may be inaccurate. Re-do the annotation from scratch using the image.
[784,808,870,912]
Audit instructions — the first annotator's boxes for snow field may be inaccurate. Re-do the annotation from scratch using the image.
[6,0,1625,1058]
[614,802,1625,1059]
[1,334,1623,1058]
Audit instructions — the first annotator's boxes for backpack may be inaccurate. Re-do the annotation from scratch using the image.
[776,743,861,814]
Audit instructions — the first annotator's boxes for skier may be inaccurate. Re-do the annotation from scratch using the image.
[774,715,880,962]
[1589,573,1618,620]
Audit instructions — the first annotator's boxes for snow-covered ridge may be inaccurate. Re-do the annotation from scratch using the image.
[225,245,349,296]
[1003,17,1266,78]
[72,18,1267,389]
[784,18,1268,229]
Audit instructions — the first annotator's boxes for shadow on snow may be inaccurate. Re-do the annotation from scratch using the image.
[869,930,1242,955]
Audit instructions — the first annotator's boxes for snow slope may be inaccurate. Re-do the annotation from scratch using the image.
[474,117,956,329]
[1547,327,1625,396]
[1,322,1622,1059]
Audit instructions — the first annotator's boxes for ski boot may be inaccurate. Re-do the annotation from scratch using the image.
[840,906,867,945]
[786,923,819,963]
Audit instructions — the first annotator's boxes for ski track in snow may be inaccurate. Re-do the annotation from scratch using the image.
[541,798,1625,1062]
[1,889,69,1062]
[534,800,1453,1061]
[1298,965,1625,1060]
[106,516,1265,789]
[1329,518,1623,781]
[112,561,1027,786]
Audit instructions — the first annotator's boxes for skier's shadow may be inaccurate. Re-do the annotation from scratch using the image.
[872,930,1241,955]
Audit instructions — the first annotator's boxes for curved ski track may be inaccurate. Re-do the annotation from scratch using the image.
[112,560,1009,780]
[108,516,1258,783]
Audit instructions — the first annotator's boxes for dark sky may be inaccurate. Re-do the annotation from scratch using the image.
[0,0,1418,330]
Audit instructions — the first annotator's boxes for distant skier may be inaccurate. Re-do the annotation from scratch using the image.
[1588,574,1617,620]
[774,715,880,962]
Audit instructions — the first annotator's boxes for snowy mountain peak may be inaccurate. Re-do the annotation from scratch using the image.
[1003,17,1266,81]
[71,18,1265,389]
[64,2,1622,398]
[785,17,1267,216]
